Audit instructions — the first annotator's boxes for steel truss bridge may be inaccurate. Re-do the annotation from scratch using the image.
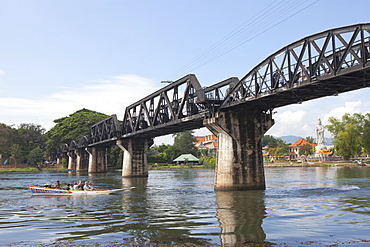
[59,23,370,153]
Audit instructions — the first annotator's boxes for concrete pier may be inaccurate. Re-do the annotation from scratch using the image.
[85,147,107,173]
[67,151,77,171]
[116,138,153,177]
[75,149,89,172]
[204,109,274,190]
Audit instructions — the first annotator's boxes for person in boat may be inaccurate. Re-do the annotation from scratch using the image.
[89,182,95,191]
[55,181,61,189]
[83,181,92,191]
[73,182,79,190]
[77,181,83,190]
[65,184,73,190]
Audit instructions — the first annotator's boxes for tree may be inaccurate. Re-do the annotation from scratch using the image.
[326,113,367,158]
[262,135,279,147]
[17,123,46,160]
[172,131,197,156]
[306,136,315,144]
[10,144,22,166]
[27,147,44,165]
[333,124,362,159]
[45,108,109,151]
[0,123,17,159]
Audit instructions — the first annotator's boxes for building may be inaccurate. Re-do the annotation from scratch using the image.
[288,138,317,160]
[193,134,218,150]
[173,154,199,163]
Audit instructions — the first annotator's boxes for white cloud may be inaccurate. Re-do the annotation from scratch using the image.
[267,110,307,137]
[321,101,361,125]
[0,74,160,130]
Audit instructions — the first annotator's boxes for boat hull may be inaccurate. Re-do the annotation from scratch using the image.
[30,186,125,195]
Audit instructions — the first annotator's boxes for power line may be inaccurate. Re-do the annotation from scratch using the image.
[166,0,320,81]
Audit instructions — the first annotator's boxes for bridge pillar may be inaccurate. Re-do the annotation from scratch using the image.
[67,151,77,171]
[75,149,89,172]
[116,139,153,177]
[204,109,274,191]
[85,147,107,173]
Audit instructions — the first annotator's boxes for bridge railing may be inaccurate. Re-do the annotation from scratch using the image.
[221,23,370,109]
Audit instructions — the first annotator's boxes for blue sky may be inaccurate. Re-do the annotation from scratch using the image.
[1,0,370,144]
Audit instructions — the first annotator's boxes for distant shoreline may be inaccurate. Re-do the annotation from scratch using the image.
[0,162,364,173]
[264,161,361,167]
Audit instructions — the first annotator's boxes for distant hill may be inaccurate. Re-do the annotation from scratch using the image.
[277,135,333,145]
[278,135,303,144]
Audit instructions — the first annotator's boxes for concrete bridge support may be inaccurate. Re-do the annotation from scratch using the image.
[75,149,89,172]
[204,109,274,191]
[116,139,153,177]
[85,147,108,173]
[67,151,77,171]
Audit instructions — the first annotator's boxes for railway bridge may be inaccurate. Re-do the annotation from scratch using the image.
[57,23,370,190]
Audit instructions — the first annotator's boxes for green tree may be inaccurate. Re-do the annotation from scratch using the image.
[361,113,370,155]
[17,123,46,161]
[45,108,109,151]
[172,131,197,156]
[326,113,366,158]
[262,135,278,147]
[27,147,45,164]
[306,136,315,144]
[0,123,17,159]
[333,124,362,159]
[10,144,22,166]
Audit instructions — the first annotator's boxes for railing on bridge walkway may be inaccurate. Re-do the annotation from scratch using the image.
[220,23,370,110]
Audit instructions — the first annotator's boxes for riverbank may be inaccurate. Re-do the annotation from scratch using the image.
[0,161,362,173]
[264,161,361,167]
[0,164,65,172]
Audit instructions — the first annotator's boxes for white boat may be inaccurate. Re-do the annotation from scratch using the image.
[30,185,126,195]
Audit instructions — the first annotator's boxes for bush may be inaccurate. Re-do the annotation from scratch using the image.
[199,156,216,169]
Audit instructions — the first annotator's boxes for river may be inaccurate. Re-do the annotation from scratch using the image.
[0,166,370,246]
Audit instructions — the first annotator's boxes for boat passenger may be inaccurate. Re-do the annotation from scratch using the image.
[73,182,79,190]
[89,182,95,191]
[83,181,92,191]
[65,184,71,190]
[55,181,61,189]
[77,181,83,190]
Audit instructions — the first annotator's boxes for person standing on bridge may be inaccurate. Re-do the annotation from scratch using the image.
[272,69,279,89]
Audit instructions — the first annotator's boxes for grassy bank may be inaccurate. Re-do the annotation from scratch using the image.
[0,166,66,172]
[264,161,360,167]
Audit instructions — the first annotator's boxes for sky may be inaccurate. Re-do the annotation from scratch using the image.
[1,0,370,145]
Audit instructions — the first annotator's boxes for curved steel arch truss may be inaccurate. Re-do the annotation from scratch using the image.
[221,23,370,110]
[89,114,120,145]
[122,74,207,138]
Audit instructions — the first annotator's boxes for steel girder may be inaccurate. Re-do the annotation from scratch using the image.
[220,23,370,110]
[89,114,121,145]
[121,74,207,138]
[56,23,370,154]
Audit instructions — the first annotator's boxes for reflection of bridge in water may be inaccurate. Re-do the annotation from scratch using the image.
[58,23,370,191]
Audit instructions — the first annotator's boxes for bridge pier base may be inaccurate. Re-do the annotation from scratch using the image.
[116,139,153,177]
[85,147,107,173]
[75,149,89,172]
[204,109,274,191]
[67,151,77,171]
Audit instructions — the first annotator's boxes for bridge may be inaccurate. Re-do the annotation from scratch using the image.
[57,23,370,190]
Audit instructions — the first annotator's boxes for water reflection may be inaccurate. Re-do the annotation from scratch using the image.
[215,190,267,246]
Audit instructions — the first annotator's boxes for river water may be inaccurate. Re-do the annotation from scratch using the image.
[0,166,370,246]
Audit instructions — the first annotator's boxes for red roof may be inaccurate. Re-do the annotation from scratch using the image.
[288,138,317,147]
